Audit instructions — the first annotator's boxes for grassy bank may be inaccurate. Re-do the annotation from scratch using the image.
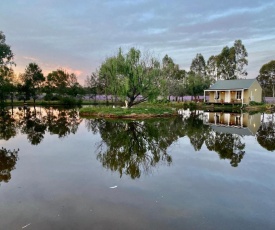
[2,99,108,107]
[3,99,274,115]
[79,105,178,118]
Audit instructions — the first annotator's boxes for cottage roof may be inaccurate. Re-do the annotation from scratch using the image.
[210,125,255,136]
[208,79,256,90]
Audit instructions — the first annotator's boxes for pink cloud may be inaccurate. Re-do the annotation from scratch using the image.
[22,56,39,62]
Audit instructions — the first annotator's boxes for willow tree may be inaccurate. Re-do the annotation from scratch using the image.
[99,55,124,104]
[99,48,163,107]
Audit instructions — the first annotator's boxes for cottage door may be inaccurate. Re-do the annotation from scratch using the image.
[225,91,230,103]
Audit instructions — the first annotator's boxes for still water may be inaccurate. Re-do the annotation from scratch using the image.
[0,107,275,230]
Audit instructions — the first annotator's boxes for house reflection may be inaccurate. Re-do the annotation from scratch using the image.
[204,111,261,136]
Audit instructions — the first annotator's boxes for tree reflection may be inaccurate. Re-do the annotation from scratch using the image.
[88,117,185,179]
[0,109,17,140]
[256,118,275,151]
[182,110,210,151]
[45,107,82,138]
[205,132,245,167]
[0,147,19,183]
[0,107,82,145]
[19,108,47,145]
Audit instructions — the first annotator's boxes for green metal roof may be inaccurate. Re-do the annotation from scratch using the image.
[208,79,256,90]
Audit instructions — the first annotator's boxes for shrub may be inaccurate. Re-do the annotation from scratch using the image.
[44,93,59,101]
[60,96,82,106]
[249,101,264,106]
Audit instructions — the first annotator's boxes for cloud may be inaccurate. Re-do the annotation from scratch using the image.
[1,0,275,82]
[23,56,38,62]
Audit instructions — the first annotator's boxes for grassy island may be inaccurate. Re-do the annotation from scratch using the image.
[79,105,178,118]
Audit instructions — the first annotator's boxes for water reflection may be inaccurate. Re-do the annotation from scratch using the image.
[0,147,19,183]
[205,132,245,167]
[204,111,261,136]
[181,110,248,167]
[86,117,186,178]
[0,107,82,144]
[1,107,275,180]
[181,110,210,151]
[256,115,275,151]
[0,109,17,140]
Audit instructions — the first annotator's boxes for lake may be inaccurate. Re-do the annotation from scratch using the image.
[0,107,275,230]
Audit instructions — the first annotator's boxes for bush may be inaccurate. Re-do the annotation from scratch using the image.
[44,93,59,101]
[59,96,82,106]
[153,98,170,104]
[249,101,264,106]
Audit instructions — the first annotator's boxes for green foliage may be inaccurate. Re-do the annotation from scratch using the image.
[185,72,211,98]
[234,39,248,78]
[0,31,15,105]
[190,53,206,76]
[46,69,81,97]
[257,60,275,97]
[206,39,248,81]
[19,63,45,103]
[99,47,163,107]
[79,105,176,117]
[162,54,186,97]
[85,72,101,99]
[59,96,82,106]
[249,101,264,106]
[0,31,14,67]
[44,93,59,101]
[152,98,170,104]
[216,46,236,80]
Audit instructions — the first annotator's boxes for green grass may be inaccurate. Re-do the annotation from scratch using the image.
[79,105,177,118]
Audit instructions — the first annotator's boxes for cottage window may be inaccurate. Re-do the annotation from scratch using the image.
[236,91,242,99]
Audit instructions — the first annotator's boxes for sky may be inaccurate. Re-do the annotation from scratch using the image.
[1,0,275,85]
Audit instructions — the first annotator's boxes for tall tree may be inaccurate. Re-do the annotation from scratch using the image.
[0,31,15,105]
[190,53,206,77]
[162,54,184,100]
[257,60,275,97]
[186,72,211,100]
[0,31,14,68]
[234,39,248,79]
[206,55,218,82]
[213,39,248,80]
[216,46,236,80]
[85,72,101,102]
[66,73,84,97]
[19,63,45,103]
[46,69,81,97]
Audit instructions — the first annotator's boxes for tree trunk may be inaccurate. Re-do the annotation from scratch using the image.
[11,93,14,106]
